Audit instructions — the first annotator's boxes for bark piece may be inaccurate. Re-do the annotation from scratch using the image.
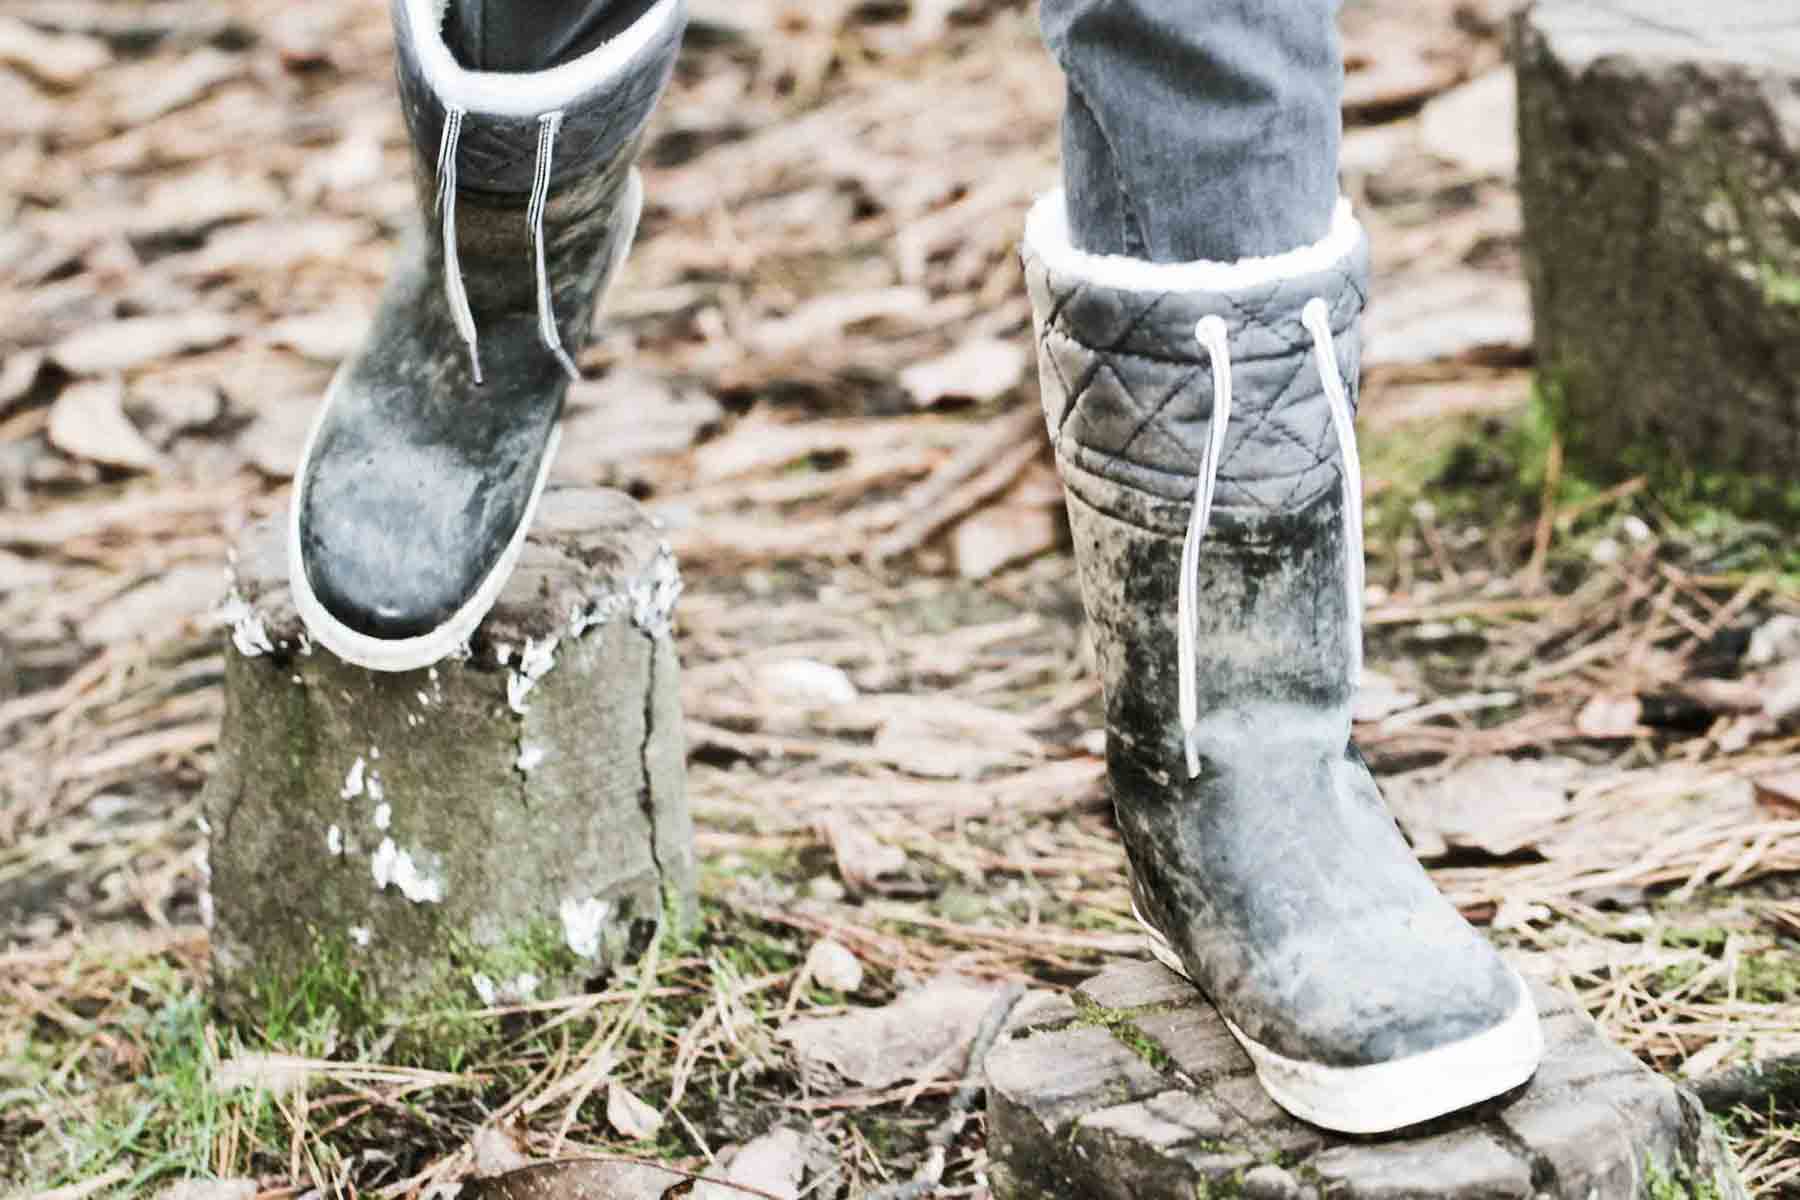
[203,488,695,1042]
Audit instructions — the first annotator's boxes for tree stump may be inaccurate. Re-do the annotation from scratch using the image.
[203,488,695,1039]
[986,960,1747,1199]
[1516,0,1800,518]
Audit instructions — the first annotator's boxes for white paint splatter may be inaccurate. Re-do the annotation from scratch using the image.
[559,896,612,960]
[326,824,343,856]
[569,593,628,637]
[507,635,559,714]
[349,925,372,947]
[471,973,498,1006]
[340,757,366,800]
[516,743,546,773]
[371,838,445,904]
[217,592,275,658]
[416,690,432,707]
[372,803,391,831]
[366,770,384,803]
[199,888,214,929]
[369,745,380,760]
[630,544,683,636]
[509,972,540,999]
[195,814,212,836]
[494,642,513,666]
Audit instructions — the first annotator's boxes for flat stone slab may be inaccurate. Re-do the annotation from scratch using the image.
[203,488,695,1038]
[985,959,1747,1199]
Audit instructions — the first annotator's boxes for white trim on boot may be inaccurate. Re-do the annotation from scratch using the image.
[404,0,684,118]
[1024,189,1361,295]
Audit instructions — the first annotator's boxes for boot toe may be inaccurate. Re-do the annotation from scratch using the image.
[296,428,529,644]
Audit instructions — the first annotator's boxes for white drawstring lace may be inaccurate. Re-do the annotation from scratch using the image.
[1177,299,1365,780]
[433,107,582,385]
[435,106,482,384]
[529,111,581,381]
[1179,315,1233,779]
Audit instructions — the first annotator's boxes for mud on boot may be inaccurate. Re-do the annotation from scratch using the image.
[1022,191,1542,1135]
[289,0,685,672]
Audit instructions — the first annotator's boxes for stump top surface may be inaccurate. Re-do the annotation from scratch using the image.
[986,959,1743,1200]
[229,486,676,651]
[1527,0,1800,71]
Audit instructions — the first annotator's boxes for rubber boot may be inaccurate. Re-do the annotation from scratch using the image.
[289,0,685,672]
[1022,191,1542,1134]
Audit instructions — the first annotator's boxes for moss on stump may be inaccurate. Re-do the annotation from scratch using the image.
[1515,0,1800,522]
[203,488,695,1052]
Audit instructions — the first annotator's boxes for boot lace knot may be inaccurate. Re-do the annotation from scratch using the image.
[1178,299,1364,779]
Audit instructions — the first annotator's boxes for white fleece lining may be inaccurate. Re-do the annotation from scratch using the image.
[406,0,682,117]
[1025,189,1361,293]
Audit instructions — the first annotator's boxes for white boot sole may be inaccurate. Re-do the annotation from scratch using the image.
[1133,903,1542,1135]
[286,367,562,675]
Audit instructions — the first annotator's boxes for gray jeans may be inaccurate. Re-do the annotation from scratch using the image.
[444,0,1341,262]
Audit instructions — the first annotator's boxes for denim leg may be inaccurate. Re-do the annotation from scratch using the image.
[442,0,657,72]
[1040,0,1343,263]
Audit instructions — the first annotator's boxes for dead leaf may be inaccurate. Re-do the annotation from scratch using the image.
[859,693,1041,778]
[182,218,367,277]
[606,1080,664,1140]
[464,1162,684,1200]
[1575,693,1643,740]
[1419,69,1517,178]
[752,658,859,708]
[803,937,864,993]
[48,378,162,471]
[778,972,1007,1089]
[236,400,314,479]
[1763,659,1800,723]
[115,46,240,124]
[899,337,1025,408]
[553,370,722,481]
[751,286,930,355]
[1353,669,1422,723]
[469,1122,534,1177]
[949,465,1061,579]
[50,312,237,375]
[130,378,223,445]
[85,565,221,645]
[134,169,284,238]
[1385,756,1576,860]
[0,16,109,88]
[0,349,42,406]
[265,307,368,362]
[694,1127,808,1200]
[213,1052,315,1098]
[155,1182,257,1200]
[1363,273,1531,367]
[818,812,907,890]
[1752,771,1800,817]
[1746,614,1800,668]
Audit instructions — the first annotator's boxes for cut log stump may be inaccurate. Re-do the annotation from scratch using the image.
[986,959,1747,1200]
[1516,0,1800,518]
[203,488,695,1038]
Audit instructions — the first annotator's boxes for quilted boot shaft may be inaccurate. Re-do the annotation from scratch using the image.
[289,0,685,671]
[1022,191,1539,1132]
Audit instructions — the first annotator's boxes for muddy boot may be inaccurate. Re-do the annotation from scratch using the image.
[1022,192,1542,1134]
[289,0,685,672]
